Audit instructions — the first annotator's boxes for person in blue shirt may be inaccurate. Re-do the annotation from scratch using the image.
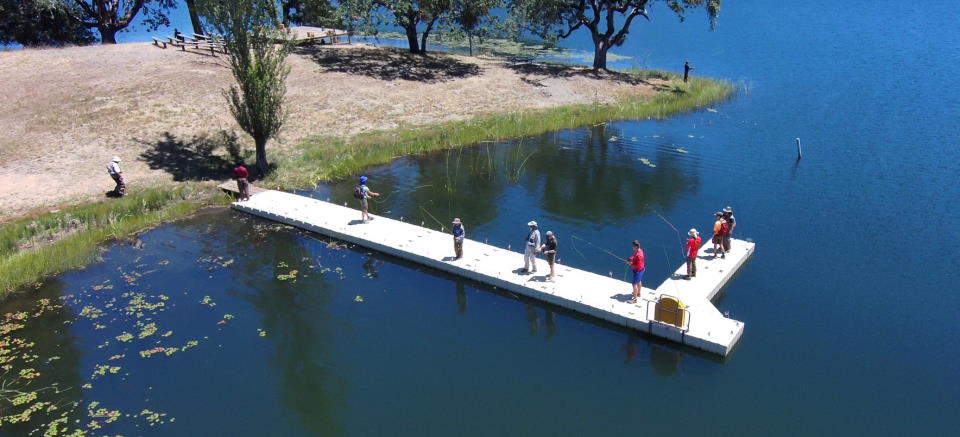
[451,218,465,259]
[355,176,379,222]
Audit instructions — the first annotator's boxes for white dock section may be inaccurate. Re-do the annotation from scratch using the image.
[230,189,754,356]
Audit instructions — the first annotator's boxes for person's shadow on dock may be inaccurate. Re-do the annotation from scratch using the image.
[347,219,365,226]
[610,293,635,303]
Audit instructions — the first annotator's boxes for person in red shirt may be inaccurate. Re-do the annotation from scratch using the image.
[685,228,702,279]
[627,240,645,304]
[233,162,250,201]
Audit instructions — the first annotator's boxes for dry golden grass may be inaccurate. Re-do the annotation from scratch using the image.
[0,42,658,220]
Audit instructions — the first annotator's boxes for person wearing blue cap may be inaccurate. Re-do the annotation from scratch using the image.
[354,176,379,222]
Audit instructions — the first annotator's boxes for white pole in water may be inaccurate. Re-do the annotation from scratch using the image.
[795,137,803,159]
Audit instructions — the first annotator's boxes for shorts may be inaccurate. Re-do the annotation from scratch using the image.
[359,197,368,210]
[632,269,645,284]
[712,235,722,244]
[546,253,556,265]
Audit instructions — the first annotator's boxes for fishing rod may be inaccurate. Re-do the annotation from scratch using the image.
[654,210,686,257]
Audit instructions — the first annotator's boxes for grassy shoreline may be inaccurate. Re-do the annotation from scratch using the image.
[267,73,731,189]
[0,71,731,300]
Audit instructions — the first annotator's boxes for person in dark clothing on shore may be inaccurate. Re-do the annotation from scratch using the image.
[106,156,125,197]
[684,61,694,83]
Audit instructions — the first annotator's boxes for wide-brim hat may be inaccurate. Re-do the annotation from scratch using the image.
[527,220,537,227]
[688,228,699,237]
[112,156,121,162]
[359,175,368,183]
[452,218,461,224]
[723,206,733,213]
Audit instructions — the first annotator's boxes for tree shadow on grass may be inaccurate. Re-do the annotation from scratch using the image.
[138,131,249,181]
[294,44,481,82]
[504,61,650,86]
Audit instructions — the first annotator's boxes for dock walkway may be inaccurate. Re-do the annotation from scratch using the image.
[222,184,753,356]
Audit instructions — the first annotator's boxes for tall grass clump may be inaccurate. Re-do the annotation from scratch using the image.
[268,72,732,189]
[0,183,229,297]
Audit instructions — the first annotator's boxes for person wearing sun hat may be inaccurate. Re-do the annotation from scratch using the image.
[685,228,702,279]
[106,156,125,197]
[451,218,465,259]
[722,206,736,252]
[521,220,541,274]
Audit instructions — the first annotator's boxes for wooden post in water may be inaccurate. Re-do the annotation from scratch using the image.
[795,137,803,159]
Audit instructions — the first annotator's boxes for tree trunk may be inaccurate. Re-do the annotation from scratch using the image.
[468,34,473,56]
[100,27,118,44]
[255,137,269,177]
[592,40,609,71]
[404,24,420,54]
[420,17,438,55]
[185,0,204,35]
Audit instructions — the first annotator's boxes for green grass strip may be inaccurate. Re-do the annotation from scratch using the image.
[267,73,732,189]
[0,184,229,298]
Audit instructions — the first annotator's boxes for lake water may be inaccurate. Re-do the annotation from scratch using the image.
[3,0,960,435]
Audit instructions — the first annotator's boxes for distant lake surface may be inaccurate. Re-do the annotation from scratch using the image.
[3,0,960,435]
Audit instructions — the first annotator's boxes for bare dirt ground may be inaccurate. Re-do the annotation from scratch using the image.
[0,42,656,221]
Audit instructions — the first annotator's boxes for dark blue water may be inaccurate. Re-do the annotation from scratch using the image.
[4,0,960,435]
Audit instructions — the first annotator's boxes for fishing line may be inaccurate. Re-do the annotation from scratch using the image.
[570,236,588,261]
[571,234,627,262]
[418,205,446,230]
[372,184,433,204]
[654,210,686,257]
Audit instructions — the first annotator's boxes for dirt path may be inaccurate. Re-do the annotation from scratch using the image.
[0,42,655,221]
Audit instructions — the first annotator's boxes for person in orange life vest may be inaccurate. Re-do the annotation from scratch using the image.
[722,206,736,252]
[685,228,702,279]
[712,211,728,259]
[627,240,645,304]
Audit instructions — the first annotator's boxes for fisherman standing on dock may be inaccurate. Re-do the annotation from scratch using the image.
[452,218,465,259]
[627,240,645,304]
[712,212,728,258]
[722,206,736,253]
[540,231,558,281]
[685,228,701,279]
[521,221,541,274]
[355,176,379,223]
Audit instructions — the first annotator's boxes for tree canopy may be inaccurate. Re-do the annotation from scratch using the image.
[200,0,292,176]
[510,0,721,70]
[72,0,177,44]
[0,0,95,47]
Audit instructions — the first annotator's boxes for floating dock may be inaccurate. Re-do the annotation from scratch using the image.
[222,184,753,356]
